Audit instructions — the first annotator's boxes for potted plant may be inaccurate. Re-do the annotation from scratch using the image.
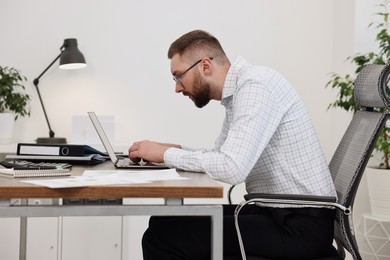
[0,66,30,143]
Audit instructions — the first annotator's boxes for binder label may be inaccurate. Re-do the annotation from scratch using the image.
[19,145,60,156]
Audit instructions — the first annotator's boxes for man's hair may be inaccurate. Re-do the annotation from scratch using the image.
[168,30,227,62]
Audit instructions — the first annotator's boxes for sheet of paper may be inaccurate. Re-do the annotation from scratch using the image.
[82,168,188,181]
[21,169,188,189]
[22,176,149,189]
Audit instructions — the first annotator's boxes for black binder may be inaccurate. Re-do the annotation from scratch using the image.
[17,143,106,157]
[6,143,109,164]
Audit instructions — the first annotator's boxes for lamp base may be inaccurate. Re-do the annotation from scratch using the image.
[36,137,67,144]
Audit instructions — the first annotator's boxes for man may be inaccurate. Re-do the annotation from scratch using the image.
[129,30,337,259]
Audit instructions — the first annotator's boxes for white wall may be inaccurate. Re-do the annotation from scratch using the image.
[1,0,342,155]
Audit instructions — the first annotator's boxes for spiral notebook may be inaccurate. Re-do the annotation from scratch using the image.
[0,160,72,178]
[0,168,71,178]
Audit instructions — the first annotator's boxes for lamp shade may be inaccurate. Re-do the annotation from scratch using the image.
[59,38,87,69]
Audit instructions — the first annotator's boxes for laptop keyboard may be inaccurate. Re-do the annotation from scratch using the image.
[116,158,148,167]
[116,158,135,167]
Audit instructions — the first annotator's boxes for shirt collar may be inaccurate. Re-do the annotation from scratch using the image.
[221,56,248,106]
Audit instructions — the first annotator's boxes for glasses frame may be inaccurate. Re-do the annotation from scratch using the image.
[173,57,213,86]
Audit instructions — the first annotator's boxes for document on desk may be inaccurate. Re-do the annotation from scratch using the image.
[22,169,188,189]
[82,169,188,181]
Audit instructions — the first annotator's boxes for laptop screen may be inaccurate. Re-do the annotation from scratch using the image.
[88,112,119,164]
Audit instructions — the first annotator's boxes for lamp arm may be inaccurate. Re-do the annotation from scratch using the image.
[32,52,63,138]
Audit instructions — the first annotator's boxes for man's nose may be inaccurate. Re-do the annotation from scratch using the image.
[175,82,184,93]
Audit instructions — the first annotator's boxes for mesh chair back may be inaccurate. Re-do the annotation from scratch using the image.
[354,64,390,108]
[328,64,390,259]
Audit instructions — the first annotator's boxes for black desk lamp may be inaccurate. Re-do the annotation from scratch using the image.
[33,38,87,144]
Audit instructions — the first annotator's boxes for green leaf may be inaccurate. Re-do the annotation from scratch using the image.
[0,66,30,120]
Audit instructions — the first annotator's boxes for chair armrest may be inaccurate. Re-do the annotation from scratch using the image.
[242,193,349,214]
[244,193,337,203]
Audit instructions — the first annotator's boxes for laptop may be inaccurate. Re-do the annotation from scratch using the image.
[88,112,169,169]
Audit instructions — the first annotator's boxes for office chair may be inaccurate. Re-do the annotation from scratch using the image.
[229,63,390,260]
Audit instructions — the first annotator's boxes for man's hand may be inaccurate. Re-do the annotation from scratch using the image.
[128,140,180,164]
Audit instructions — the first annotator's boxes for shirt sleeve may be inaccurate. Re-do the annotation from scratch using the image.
[164,78,285,184]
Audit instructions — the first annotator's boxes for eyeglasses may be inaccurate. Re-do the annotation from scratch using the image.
[173,57,213,85]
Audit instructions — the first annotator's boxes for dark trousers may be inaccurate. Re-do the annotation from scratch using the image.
[142,205,336,260]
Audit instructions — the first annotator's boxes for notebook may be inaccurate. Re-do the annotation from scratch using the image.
[0,160,72,178]
[88,112,169,169]
[0,168,71,178]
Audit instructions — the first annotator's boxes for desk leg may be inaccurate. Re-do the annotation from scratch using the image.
[19,199,27,260]
[211,207,223,260]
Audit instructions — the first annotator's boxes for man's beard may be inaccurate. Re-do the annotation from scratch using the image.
[191,71,212,108]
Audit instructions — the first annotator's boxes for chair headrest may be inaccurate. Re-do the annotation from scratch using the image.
[354,63,390,108]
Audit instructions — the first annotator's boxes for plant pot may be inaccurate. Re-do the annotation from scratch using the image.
[0,112,14,144]
[367,167,390,219]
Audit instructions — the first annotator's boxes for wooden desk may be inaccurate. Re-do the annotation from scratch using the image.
[0,159,224,260]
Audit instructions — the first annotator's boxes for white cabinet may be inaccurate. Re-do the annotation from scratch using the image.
[27,218,59,260]
[0,217,58,260]
[61,216,123,260]
[0,218,19,260]
[0,216,124,260]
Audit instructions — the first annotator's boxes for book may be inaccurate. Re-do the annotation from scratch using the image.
[0,168,71,178]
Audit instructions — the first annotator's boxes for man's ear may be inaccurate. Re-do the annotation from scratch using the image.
[201,58,213,75]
